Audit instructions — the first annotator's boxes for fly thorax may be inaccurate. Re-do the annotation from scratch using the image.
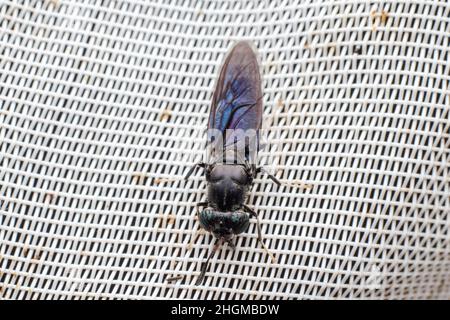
[206,164,251,212]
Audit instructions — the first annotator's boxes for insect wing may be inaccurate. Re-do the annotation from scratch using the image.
[207,41,262,165]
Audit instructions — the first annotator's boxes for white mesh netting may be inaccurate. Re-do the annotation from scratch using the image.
[0,0,449,300]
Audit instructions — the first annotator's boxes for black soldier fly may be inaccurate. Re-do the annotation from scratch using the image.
[184,41,281,285]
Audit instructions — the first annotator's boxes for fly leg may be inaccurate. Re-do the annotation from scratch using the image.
[195,238,222,286]
[186,202,208,251]
[256,167,312,190]
[196,201,208,215]
[256,167,281,186]
[243,204,276,263]
[184,162,206,180]
[227,239,236,251]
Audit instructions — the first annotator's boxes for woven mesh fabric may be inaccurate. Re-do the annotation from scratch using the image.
[0,0,449,300]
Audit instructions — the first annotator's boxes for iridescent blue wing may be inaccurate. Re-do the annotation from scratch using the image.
[207,41,262,164]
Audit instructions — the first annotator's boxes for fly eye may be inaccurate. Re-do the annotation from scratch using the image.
[199,208,218,232]
[230,211,250,234]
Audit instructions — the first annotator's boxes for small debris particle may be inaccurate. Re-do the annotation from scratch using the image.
[291,180,313,190]
[32,251,42,261]
[276,98,284,108]
[0,109,9,116]
[44,192,56,204]
[159,108,173,122]
[381,10,389,25]
[154,177,176,185]
[370,10,389,31]
[167,214,176,225]
[304,41,309,49]
[49,0,60,7]
[354,46,362,55]
[327,42,336,54]
[196,9,204,18]
[370,10,377,31]
[132,172,148,185]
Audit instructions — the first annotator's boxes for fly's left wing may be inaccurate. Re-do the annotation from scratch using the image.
[207,41,263,165]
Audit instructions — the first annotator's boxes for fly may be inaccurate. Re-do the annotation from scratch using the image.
[185,41,280,285]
